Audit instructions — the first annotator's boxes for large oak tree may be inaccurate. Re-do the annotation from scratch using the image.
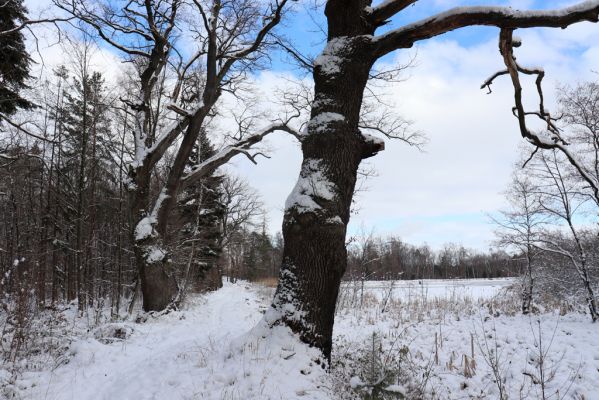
[267,0,599,362]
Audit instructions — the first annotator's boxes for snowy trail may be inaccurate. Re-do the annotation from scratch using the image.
[25,283,269,400]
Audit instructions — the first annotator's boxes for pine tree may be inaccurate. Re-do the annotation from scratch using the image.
[176,132,225,291]
[0,0,34,115]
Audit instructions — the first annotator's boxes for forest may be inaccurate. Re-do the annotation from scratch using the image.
[1,0,599,399]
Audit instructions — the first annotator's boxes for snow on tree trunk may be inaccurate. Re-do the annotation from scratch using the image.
[269,0,382,362]
[130,170,179,312]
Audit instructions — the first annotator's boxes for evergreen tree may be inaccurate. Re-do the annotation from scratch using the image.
[0,0,34,116]
[176,131,226,290]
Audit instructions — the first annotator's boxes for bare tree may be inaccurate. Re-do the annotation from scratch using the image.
[217,175,264,281]
[56,0,298,311]
[529,150,599,322]
[557,81,599,207]
[494,172,546,314]
[268,0,599,362]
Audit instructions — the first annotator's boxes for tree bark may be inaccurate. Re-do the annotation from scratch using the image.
[129,164,179,312]
[269,0,382,362]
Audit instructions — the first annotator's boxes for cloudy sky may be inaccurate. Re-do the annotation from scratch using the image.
[25,0,599,250]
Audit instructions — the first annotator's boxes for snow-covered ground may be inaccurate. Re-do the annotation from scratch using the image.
[4,278,599,399]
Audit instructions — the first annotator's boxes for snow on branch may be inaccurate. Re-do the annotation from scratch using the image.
[180,123,300,189]
[484,28,599,206]
[284,158,337,214]
[367,0,418,26]
[372,1,599,57]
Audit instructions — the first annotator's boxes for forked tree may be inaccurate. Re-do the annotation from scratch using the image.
[268,0,599,362]
[57,0,298,311]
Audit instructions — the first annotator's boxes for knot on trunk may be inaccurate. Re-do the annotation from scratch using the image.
[360,132,385,159]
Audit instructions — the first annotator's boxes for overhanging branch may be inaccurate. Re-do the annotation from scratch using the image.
[372,2,599,57]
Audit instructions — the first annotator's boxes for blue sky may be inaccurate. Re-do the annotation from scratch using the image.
[271,0,573,71]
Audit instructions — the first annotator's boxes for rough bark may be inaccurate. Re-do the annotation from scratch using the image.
[270,0,382,362]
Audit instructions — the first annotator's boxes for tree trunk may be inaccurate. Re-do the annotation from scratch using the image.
[129,168,178,312]
[521,249,533,315]
[269,0,382,362]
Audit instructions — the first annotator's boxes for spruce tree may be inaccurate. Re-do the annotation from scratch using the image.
[177,131,225,291]
[0,0,33,116]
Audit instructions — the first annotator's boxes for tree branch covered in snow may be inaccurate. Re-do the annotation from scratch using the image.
[368,0,419,27]
[372,1,599,57]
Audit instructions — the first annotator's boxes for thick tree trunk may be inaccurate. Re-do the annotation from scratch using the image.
[135,246,179,311]
[129,169,179,312]
[269,0,383,361]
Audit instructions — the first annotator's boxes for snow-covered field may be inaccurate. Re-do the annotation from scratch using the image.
[3,278,599,399]
[341,278,514,302]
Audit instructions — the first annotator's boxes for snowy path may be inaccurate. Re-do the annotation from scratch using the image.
[24,283,270,400]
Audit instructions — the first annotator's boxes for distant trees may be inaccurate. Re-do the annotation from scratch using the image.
[346,236,519,282]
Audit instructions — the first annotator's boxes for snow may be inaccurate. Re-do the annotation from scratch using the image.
[134,216,155,241]
[285,158,337,213]
[313,37,351,76]
[362,132,385,147]
[307,112,345,134]
[144,246,166,263]
[16,282,330,400]
[349,277,514,302]
[134,191,169,241]
[375,1,599,46]
[6,278,599,399]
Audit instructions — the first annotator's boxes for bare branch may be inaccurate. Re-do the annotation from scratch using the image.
[0,16,73,37]
[181,123,300,189]
[0,114,57,144]
[491,28,599,206]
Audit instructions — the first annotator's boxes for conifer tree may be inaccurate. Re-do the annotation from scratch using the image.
[0,0,33,116]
